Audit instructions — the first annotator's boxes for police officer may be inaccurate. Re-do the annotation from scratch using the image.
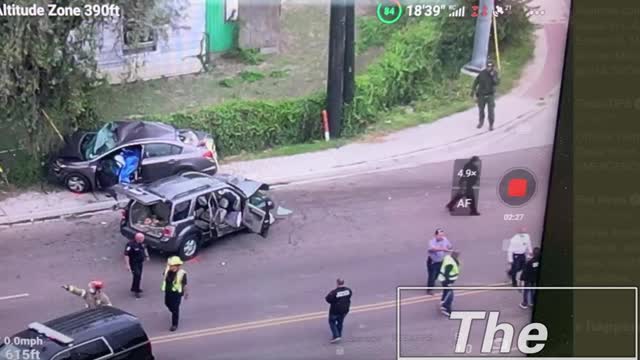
[520,247,541,309]
[62,280,112,308]
[507,226,533,287]
[446,156,481,216]
[471,60,500,131]
[162,256,189,331]
[124,232,150,298]
[438,251,460,316]
[426,228,453,295]
[325,278,352,343]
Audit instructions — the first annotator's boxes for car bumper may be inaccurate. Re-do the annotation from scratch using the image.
[47,164,67,184]
[120,225,178,253]
[201,165,218,175]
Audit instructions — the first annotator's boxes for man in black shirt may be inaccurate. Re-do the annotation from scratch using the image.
[446,156,481,216]
[162,256,189,331]
[471,60,500,131]
[325,278,352,343]
[520,247,540,309]
[124,232,149,298]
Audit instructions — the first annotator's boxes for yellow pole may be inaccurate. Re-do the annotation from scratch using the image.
[492,11,501,71]
[41,110,65,142]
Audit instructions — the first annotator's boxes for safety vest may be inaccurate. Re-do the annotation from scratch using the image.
[161,267,186,293]
[438,255,459,282]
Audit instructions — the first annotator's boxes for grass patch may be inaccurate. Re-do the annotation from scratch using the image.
[223,138,351,162]
[269,69,290,78]
[224,48,266,65]
[226,34,535,162]
[238,70,266,83]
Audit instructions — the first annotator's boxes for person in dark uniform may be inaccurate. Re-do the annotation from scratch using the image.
[471,60,500,131]
[325,278,352,343]
[520,247,540,309]
[446,156,481,216]
[162,256,189,331]
[124,232,149,298]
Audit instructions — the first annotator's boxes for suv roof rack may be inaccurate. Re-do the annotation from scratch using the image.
[28,322,74,345]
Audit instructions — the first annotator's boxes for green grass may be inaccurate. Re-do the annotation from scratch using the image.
[91,9,386,122]
[225,34,535,162]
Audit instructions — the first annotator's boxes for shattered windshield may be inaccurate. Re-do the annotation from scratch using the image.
[84,122,118,160]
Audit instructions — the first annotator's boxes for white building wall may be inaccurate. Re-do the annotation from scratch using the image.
[97,0,206,84]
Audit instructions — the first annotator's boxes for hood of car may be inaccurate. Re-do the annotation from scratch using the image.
[56,131,93,161]
[214,174,269,198]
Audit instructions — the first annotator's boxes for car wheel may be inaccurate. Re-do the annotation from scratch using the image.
[65,174,90,193]
[178,235,200,260]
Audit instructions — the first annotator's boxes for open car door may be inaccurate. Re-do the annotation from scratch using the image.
[242,200,272,237]
[111,183,165,205]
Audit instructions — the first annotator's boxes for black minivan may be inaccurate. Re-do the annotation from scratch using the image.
[0,307,154,360]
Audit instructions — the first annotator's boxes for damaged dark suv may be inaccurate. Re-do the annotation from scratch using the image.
[50,120,218,193]
[116,172,277,260]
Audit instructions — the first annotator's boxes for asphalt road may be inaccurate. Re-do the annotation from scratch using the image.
[0,146,552,359]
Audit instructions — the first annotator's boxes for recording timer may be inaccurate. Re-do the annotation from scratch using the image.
[406,4,445,17]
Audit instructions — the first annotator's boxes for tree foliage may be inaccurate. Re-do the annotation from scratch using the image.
[0,0,187,154]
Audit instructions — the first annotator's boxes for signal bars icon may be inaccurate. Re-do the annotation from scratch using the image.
[448,6,465,17]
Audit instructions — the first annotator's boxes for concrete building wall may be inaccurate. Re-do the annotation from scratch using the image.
[238,0,281,52]
[97,0,206,84]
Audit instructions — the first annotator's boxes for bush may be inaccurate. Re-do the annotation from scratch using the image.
[156,93,326,156]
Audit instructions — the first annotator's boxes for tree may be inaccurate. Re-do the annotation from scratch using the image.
[0,0,187,156]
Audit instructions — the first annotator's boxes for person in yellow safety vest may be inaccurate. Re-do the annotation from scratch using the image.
[438,251,460,316]
[162,256,189,331]
[62,280,112,309]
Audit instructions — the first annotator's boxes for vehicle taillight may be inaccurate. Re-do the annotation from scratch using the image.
[203,150,215,159]
[163,226,175,237]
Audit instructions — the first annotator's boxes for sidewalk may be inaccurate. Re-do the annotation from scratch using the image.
[0,1,569,226]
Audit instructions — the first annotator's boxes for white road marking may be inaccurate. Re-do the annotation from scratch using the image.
[0,293,29,301]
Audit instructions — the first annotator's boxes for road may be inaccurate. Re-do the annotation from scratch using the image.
[0,146,551,359]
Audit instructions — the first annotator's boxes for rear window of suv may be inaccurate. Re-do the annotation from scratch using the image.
[130,201,171,228]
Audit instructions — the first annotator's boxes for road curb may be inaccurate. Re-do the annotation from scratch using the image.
[0,199,129,226]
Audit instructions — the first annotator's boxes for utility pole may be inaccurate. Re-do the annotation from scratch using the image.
[462,0,495,73]
[326,0,346,138]
[343,0,356,104]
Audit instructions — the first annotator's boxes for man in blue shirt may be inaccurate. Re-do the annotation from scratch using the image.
[426,228,453,295]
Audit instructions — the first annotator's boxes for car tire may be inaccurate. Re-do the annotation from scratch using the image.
[178,235,200,260]
[64,174,91,193]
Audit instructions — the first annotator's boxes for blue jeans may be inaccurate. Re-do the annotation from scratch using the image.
[522,283,535,306]
[329,313,346,339]
[441,280,454,312]
[426,258,442,290]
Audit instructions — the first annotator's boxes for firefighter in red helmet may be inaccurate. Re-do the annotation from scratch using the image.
[62,280,112,308]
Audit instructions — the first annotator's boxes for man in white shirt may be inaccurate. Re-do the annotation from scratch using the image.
[507,226,533,287]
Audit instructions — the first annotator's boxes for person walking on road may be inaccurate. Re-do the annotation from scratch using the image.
[426,228,453,295]
[446,156,481,216]
[520,247,541,309]
[125,232,150,298]
[162,256,189,332]
[325,278,352,344]
[438,251,460,317]
[471,60,500,131]
[507,227,533,287]
[62,280,112,309]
